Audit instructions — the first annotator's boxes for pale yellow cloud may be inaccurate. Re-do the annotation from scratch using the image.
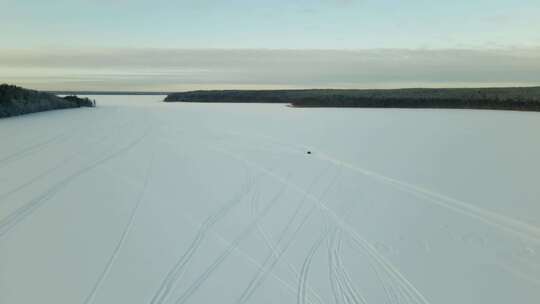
[2,48,539,91]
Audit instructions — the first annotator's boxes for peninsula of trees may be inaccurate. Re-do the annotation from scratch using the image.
[164,87,540,111]
[0,84,95,118]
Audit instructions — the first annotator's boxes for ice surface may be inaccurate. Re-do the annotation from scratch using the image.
[1,96,539,304]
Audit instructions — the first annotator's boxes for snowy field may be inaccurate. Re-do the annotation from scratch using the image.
[1,95,539,304]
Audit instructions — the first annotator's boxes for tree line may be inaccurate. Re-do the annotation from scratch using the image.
[164,87,540,111]
[0,84,95,118]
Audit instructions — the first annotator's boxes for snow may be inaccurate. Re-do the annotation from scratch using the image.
[1,95,539,304]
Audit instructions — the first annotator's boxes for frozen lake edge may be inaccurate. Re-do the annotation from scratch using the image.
[1,95,539,304]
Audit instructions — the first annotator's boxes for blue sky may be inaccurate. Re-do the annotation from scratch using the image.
[1,0,539,90]
[4,0,540,49]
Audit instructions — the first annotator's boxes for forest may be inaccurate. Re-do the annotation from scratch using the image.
[0,84,95,118]
[164,87,540,111]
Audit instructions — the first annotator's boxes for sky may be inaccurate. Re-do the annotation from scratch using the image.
[1,0,539,90]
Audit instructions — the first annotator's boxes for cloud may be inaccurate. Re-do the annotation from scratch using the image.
[1,48,539,91]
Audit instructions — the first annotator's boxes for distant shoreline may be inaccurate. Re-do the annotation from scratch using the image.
[164,87,540,112]
[4,86,540,113]
[48,91,170,96]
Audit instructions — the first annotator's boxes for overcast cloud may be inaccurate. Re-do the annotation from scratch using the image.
[1,48,539,91]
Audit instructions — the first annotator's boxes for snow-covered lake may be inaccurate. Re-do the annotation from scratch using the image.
[1,95,539,304]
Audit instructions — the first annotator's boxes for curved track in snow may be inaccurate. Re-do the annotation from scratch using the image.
[1,96,539,304]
